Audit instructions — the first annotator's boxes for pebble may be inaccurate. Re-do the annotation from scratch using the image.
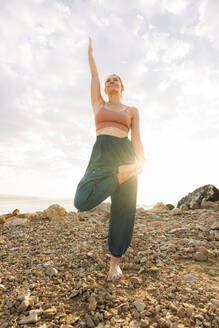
[45,267,58,276]
[4,217,28,226]
[133,299,145,312]
[210,299,219,306]
[88,295,97,311]
[1,204,218,328]
[19,312,40,325]
[210,221,219,230]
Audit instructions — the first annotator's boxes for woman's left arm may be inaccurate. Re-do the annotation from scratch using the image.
[130,107,146,163]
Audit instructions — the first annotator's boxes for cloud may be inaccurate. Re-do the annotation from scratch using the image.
[161,0,188,14]
[195,0,219,50]
[0,0,218,200]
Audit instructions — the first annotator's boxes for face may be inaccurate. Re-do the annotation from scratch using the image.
[105,75,124,97]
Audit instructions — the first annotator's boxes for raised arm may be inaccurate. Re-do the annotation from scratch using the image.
[88,37,104,109]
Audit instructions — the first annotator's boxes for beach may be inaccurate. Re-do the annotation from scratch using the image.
[0,203,218,327]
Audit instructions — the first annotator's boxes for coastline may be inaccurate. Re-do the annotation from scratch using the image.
[0,195,157,216]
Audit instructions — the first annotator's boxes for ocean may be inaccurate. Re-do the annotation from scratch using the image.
[0,195,153,215]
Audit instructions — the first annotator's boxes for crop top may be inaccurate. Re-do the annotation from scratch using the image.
[95,105,131,132]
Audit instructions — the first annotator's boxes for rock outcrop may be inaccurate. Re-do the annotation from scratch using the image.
[177,184,219,208]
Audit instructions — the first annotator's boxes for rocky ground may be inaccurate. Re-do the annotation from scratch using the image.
[0,204,218,328]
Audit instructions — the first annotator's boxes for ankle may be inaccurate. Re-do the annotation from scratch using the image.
[110,255,121,264]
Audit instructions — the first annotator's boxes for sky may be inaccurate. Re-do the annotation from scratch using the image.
[0,0,218,206]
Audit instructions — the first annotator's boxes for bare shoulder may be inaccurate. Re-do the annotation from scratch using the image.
[128,106,139,119]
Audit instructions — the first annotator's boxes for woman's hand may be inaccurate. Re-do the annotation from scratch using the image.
[137,158,147,172]
[88,36,93,55]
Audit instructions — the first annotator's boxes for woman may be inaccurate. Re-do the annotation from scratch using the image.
[74,37,146,282]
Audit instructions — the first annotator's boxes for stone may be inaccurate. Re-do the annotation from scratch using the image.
[42,204,67,219]
[166,204,175,210]
[193,252,208,261]
[214,231,219,240]
[151,202,169,211]
[177,184,219,208]
[196,246,209,255]
[12,209,20,215]
[19,312,40,324]
[45,267,58,276]
[210,299,219,306]
[169,228,186,234]
[201,200,217,210]
[129,320,140,328]
[0,215,6,224]
[213,203,219,211]
[17,297,31,312]
[170,208,181,214]
[4,218,28,226]
[43,307,56,318]
[17,291,31,301]
[130,276,142,284]
[86,316,95,328]
[96,324,105,328]
[180,204,189,211]
[180,274,198,283]
[88,294,97,311]
[133,299,145,312]
[140,318,150,327]
[190,201,199,209]
[210,221,219,230]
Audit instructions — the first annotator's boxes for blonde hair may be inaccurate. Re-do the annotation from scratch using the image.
[112,74,124,90]
[105,74,125,97]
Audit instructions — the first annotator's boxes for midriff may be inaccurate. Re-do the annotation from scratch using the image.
[96,126,129,138]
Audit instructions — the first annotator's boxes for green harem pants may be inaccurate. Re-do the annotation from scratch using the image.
[73,134,138,258]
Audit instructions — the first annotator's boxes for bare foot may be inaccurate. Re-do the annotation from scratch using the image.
[107,256,123,281]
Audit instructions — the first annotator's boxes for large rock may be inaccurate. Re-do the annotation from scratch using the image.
[177,184,219,208]
[42,204,66,219]
[151,202,169,211]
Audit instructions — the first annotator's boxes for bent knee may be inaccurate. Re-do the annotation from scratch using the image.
[74,194,89,212]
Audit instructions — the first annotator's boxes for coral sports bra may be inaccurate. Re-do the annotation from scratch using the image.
[95,105,131,132]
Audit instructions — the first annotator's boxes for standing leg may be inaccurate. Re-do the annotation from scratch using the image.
[107,175,138,281]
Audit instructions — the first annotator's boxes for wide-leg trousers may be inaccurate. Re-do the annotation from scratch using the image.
[73,134,138,258]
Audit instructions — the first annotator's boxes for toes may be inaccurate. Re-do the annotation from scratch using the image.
[108,274,122,282]
[107,274,119,282]
[107,273,113,281]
